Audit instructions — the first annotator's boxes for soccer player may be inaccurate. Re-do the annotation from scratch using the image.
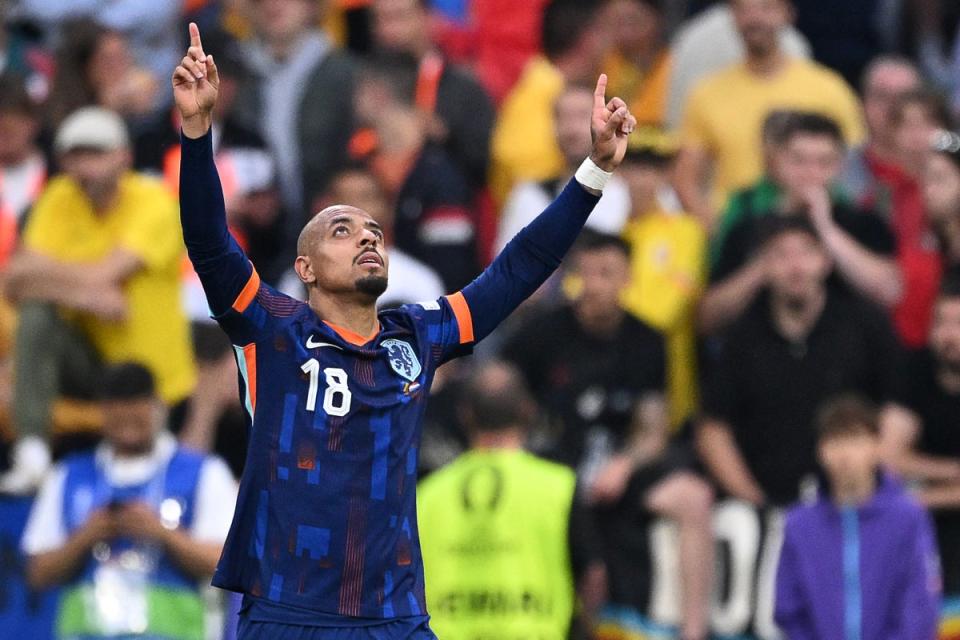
[172,23,636,639]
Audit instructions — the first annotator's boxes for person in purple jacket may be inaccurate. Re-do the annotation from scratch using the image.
[775,394,942,640]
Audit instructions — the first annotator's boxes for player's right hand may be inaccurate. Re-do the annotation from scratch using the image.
[172,22,218,137]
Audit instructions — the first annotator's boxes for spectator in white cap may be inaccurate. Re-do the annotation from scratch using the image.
[2,106,196,493]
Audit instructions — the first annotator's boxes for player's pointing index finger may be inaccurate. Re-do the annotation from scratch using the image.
[594,73,608,111]
[189,22,205,59]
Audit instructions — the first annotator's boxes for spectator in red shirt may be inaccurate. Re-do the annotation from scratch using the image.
[878,90,951,348]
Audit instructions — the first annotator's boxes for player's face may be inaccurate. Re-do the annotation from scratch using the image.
[298,207,389,300]
[372,0,425,54]
[924,153,960,222]
[930,298,960,369]
[863,63,920,141]
[60,147,129,205]
[554,89,596,168]
[766,231,830,303]
[102,397,162,457]
[775,134,843,198]
[818,431,880,495]
[731,0,788,57]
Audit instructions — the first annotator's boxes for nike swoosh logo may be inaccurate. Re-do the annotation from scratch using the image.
[306,336,343,350]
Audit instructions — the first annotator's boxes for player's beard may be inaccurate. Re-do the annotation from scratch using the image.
[355,275,388,298]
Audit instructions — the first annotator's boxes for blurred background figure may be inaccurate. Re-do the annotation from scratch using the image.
[17,0,183,110]
[926,129,960,267]
[697,216,904,509]
[419,361,606,639]
[2,107,195,493]
[0,73,45,268]
[353,62,481,291]
[665,0,811,130]
[841,55,922,211]
[601,0,672,128]
[44,19,167,171]
[502,232,714,640]
[701,111,898,336]
[21,363,236,640]
[882,275,960,636]
[618,129,705,429]
[232,0,355,231]
[489,0,607,204]
[775,395,941,640]
[369,0,495,189]
[496,83,632,253]
[674,0,864,227]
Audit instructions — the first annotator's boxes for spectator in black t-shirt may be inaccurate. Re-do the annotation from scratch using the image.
[882,273,960,601]
[697,216,904,507]
[700,111,900,335]
[502,231,713,640]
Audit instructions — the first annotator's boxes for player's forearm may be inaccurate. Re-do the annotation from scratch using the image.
[461,178,599,341]
[179,129,253,315]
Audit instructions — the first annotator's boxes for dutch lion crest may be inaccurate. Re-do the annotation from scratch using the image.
[381,339,421,382]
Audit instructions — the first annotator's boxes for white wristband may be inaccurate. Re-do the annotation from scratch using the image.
[574,157,613,192]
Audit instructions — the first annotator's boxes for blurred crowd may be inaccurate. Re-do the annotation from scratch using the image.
[2,0,960,638]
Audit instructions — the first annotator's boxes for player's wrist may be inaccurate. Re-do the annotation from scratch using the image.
[577,156,614,193]
[181,113,213,140]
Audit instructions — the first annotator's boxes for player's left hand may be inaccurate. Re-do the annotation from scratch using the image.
[589,74,637,173]
[588,454,635,504]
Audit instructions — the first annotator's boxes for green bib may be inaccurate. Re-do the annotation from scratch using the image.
[418,449,577,640]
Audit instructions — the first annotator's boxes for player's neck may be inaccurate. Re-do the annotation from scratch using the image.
[308,290,379,340]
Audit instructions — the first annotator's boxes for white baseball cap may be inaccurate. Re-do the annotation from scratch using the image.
[54,107,130,154]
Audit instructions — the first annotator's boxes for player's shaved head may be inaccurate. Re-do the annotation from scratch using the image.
[298,204,374,255]
[294,203,389,301]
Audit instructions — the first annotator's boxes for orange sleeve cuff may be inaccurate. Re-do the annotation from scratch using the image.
[232,268,260,313]
[445,291,474,344]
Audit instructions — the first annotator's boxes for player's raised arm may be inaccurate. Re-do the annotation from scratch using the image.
[455,74,636,342]
[173,22,254,315]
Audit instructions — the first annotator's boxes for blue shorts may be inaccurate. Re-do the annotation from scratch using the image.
[236,617,438,640]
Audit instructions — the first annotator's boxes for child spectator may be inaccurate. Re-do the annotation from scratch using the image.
[775,395,941,640]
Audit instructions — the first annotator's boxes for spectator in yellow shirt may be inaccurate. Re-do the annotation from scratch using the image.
[489,0,607,204]
[674,0,865,229]
[619,129,706,428]
[3,107,196,492]
[602,0,672,128]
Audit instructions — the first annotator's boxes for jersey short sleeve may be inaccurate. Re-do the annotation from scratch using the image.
[401,291,476,365]
[213,267,306,347]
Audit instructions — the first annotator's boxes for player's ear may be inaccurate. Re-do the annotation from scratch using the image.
[294,255,316,285]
